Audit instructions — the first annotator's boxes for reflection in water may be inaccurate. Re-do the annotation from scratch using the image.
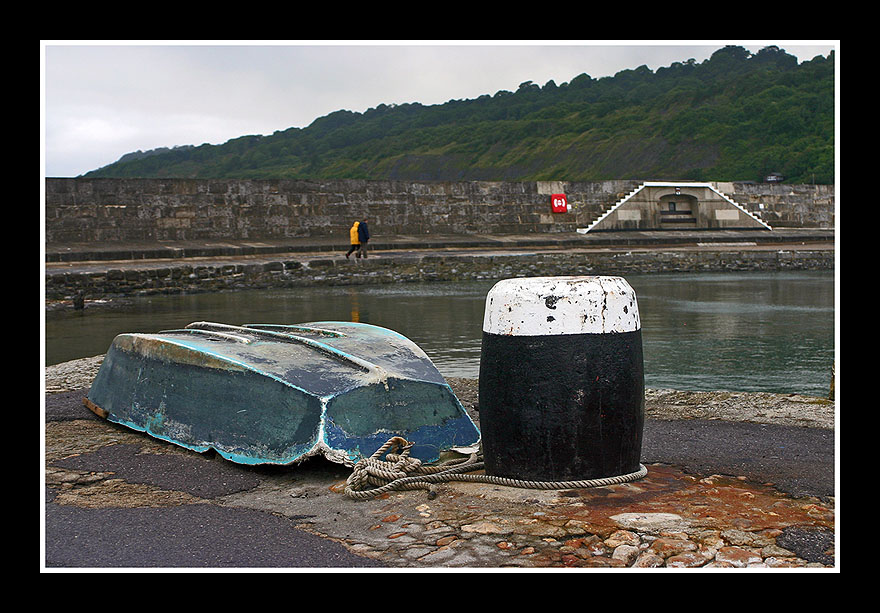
[45,271,834,396]
[348,288,360,323]
[632,272,834,395]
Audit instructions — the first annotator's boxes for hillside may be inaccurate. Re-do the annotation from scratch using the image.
[83,45,835,185]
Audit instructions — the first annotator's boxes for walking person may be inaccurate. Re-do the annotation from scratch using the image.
[345,220,360,259]
[357,217,370,259]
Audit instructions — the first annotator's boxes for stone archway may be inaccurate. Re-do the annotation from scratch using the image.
[658,193,698,227]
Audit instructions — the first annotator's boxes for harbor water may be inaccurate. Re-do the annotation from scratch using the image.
[44,270,835,397]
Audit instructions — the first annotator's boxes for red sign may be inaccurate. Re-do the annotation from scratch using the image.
[551,193,568,213]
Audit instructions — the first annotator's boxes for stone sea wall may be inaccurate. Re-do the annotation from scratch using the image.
[45,178,835,245]
[45,247,834,300]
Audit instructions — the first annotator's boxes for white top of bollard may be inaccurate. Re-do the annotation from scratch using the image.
[483,276,641,336]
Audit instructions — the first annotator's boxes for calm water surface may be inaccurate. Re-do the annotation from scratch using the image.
[45,271,835,396]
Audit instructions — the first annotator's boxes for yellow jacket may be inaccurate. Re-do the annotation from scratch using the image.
[349,221,360,245]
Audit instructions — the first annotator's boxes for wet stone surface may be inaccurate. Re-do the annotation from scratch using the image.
[44,361,835,569]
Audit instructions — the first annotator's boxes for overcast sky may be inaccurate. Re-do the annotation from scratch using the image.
[41,41,837,178]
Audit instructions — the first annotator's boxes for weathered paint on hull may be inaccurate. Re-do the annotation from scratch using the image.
[85,322,481,466]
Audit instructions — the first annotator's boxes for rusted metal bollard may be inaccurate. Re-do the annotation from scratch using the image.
[478,276,645,482]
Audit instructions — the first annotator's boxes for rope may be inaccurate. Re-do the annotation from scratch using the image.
[343,436,648,500]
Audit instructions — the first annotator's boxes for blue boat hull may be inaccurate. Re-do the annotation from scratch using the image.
[85,322,481,466]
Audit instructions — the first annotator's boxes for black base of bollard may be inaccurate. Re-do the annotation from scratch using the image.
[479,329,644,481]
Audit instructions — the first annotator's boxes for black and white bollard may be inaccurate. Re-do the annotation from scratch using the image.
[478,276,645,482]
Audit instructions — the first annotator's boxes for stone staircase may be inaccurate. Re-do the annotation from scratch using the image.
[577,184,645,234]
[577,182,771,233]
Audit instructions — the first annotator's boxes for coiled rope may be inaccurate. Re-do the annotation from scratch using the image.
[344,436,648,500]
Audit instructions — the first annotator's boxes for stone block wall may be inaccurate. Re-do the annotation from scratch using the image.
[722,182,835,228]
[44,178,835,244]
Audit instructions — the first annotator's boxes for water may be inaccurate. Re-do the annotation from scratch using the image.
[632,271,835,395]
[44,271,835,396]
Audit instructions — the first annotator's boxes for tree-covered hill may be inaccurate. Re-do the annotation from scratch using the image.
[83,45,835,184]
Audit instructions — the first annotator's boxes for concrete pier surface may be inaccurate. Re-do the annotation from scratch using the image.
[45,227,834,265]
[43,358,836,570]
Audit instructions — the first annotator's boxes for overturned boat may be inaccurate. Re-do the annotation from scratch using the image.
[84,321,481,466]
